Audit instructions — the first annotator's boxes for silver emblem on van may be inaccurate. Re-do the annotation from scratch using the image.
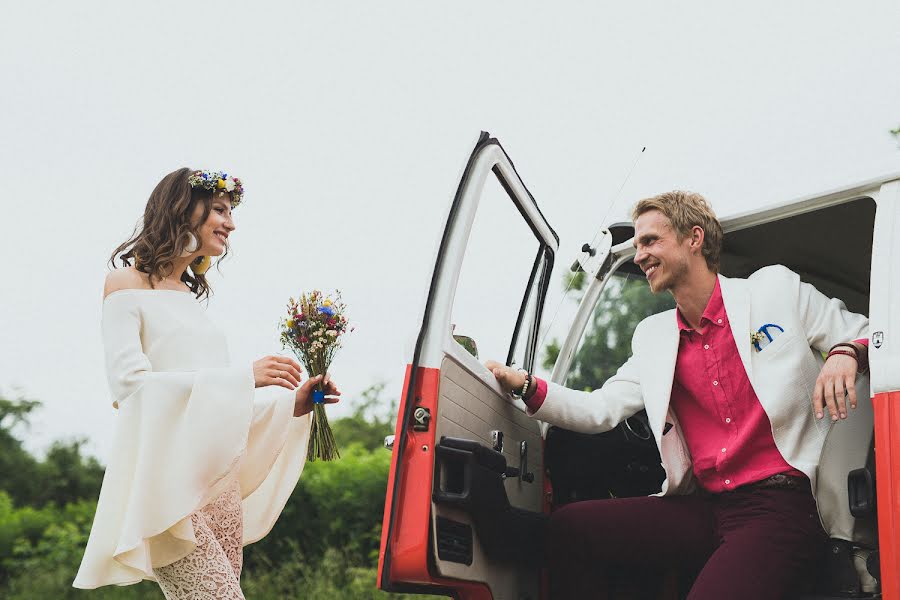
[873,331,884,349]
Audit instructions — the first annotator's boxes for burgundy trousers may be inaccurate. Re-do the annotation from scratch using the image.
[547,486,828,600]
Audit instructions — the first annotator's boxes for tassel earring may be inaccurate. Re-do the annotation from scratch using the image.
[191,255,211,275]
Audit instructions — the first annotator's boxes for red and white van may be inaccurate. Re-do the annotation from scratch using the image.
[378,132,900,599]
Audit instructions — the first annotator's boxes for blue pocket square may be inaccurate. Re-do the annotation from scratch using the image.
[752,323,785,352]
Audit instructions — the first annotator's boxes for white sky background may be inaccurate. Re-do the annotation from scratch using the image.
[2,2,899,459]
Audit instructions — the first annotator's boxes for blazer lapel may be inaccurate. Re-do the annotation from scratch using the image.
[720,274,754,386]
[644,310,680,437]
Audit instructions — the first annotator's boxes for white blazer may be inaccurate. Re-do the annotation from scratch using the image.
[532,265,868,500]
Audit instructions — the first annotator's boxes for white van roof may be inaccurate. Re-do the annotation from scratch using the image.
[609,171,900,315]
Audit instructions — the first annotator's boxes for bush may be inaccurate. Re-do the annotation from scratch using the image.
[0,388,438,598]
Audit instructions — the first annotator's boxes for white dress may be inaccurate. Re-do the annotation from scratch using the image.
[73,289,311,589]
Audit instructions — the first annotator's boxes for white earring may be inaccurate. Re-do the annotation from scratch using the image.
[181,232,199,257]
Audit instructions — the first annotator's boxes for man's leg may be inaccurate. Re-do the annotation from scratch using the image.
[548,494,716,599]
[687,488,827,600]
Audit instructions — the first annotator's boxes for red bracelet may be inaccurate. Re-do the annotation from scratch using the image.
[827,342,868,373]
[827,348,858,362]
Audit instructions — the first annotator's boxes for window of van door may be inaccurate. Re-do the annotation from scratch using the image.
[509,246,553,371]
[565,272,674,390]
[451,172,547,371]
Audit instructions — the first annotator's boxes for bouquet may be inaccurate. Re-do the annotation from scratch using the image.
[280,290,351,461]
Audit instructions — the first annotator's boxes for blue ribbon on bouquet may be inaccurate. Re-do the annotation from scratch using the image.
[312,390,326,404]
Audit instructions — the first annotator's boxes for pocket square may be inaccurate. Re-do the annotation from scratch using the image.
[752,323,785,352]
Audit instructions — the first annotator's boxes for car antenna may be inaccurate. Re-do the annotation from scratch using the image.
[537,146,647,353]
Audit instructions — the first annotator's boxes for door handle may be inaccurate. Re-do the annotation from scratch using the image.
[519,440,534,484]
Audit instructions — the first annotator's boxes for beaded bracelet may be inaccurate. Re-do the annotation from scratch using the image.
[511,370,531,399]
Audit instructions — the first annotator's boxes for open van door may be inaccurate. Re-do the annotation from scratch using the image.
[378,132,558,599]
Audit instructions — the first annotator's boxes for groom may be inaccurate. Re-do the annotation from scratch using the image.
[486,191,869,599]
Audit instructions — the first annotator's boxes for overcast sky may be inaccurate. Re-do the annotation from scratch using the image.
[2,2,899,459]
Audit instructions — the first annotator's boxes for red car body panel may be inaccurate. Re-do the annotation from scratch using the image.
[874,390,900,599]
[377,365,492,598]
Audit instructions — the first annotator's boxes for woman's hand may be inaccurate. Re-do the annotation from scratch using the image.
[294,374,341,417]
[253,355,303,390]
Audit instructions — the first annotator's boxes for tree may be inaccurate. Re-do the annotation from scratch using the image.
[0,393,104,508]
[331,382,397,452]
[244,383,398,571]
[542,272,674,391]
[0,395,42,506]
[0,384,426,598]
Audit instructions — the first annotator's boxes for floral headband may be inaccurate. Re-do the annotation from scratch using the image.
[188,170,244,208]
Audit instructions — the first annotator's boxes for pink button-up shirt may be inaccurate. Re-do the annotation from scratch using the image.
[668,278,804,492]
[526,279,867,492]
[526,279,840,492]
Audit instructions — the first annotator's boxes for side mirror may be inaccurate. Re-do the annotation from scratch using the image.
[453,335,479,359]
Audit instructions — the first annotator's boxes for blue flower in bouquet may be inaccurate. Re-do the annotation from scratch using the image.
[318,305,335,316]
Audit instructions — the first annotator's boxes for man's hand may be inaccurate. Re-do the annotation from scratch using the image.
[812,354,858,421]
[484,360,526,395]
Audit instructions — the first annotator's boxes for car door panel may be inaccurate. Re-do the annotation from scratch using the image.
[432,355,543,595]
[379,132,557,599]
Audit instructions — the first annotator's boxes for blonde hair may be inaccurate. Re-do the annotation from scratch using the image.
[631,191,723,272]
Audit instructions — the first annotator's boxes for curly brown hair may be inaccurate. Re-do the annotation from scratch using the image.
[109,168,230,300]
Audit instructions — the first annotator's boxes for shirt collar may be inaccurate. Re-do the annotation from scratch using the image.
[676,276,727,332]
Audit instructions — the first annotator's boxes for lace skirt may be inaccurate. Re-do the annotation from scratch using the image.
[153,480,245,599]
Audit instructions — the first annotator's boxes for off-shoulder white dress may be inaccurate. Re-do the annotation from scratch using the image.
[73,289,311,590]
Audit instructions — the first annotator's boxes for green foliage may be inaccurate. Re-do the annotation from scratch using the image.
[0,384,429,598]
[35,441,105,507]
[242,548,430,600]
[331,382,397,452]
[0,395,42,506]
[0,488,105,590]
[0,394,104,508]
[246,443,392,571]
[543,274,674,391]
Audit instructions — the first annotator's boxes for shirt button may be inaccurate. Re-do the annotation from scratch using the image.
[725,417,731,423]
[717,319,723,324]
[724,479,731,485]
[704,344,710,350]
[721,448,727,453]
[713,380,719,386]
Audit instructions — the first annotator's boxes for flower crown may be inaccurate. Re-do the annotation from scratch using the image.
[188,170,244,207]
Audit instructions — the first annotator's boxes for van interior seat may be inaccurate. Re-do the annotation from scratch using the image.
[815,372,876,545]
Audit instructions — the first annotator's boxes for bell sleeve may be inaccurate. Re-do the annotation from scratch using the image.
[73,293,311,589]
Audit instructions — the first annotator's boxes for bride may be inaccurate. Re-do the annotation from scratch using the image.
[73,168,339,598]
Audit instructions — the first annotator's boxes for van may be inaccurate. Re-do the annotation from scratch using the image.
[378,132,900,599]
